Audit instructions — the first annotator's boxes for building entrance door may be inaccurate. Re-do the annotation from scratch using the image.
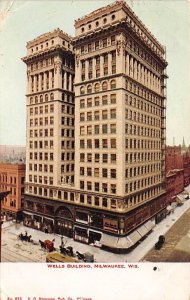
[55,206,73,238]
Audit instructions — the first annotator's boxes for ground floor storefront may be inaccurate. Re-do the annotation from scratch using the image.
[23,193,166,252]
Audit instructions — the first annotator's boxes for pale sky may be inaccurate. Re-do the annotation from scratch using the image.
[0,0,190,146]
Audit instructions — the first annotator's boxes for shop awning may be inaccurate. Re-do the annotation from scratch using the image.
[176,194,185,204]
[184,186,190,195]
[137,224,149,237]
[100,234,118,248]
[116,237,133,249]
[144,220,155,232]
[171,202,177,208]
[128,230,142,245]
[23,211,33,216]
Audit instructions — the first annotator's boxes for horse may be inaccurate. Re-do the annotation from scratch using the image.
[39,240,46,249]
[76,251,86,261]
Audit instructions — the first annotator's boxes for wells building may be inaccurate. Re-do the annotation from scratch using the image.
[22,1,167,251]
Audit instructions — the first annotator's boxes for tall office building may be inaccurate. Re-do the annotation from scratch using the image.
[73,0,167,249]
[22,29,75,234]
[23,1,167,251]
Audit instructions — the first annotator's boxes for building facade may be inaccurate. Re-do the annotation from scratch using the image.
[23,1,168,251]
[22,29,75,233]
[0,163,25,220]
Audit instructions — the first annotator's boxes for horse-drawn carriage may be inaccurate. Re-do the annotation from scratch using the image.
[155,235,165,250]
[39,239,55,252]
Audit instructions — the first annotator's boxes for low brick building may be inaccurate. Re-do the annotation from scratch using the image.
[165,145,190,204]
[0,163,25,220]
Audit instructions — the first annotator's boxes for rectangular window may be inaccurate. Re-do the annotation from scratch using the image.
[102,95,108,105]
[110,109,116,119]
[94,125,99,134]
[95,182,99,192]
[87,168,92,176]
[110,94,116,104]
[87,139,92,148]
[102,110,108,120]
[102,124,108,134]
[110,124,116,134]
[102,183,107,193]
[102,154,108,163]
[87,126,92,135]
[80,140,85,149]
[103,38,107,47]
[111,169,117,179]
[102,168,108,178]
[94,168,99,177]
[87,112,92,121]
[102,139,108,148]
[94,111,100,120]
[87,153,92,162]
[111,139,116,148]
[87,181,92,190]
[111,154,116,163]
[94,97,100,106]
[80,113,85,121]
[94,139,99,149]
[95,153,99,163]
[111,185,116,195]
[80,153,85,162]
[87,98,92,107]
[80,99,85,108]
[80,126,85,135]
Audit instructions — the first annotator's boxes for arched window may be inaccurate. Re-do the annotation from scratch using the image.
[87,84,92,94]
[94,83,100,92]
[110,79,116,89]
[40,95,43,103]
[102,81,108,91]
[80,86,85,95]
[50,93,54,101]
[35,96,38,103]
[30,97,33,104]
[45,94,48,101]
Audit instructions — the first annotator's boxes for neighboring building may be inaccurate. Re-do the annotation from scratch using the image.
[165,144,190,204]
[165,146,183,173]
[166,169,184,205]
[183,150,190,187]
[0,163,25,220]
[22,1,168,251]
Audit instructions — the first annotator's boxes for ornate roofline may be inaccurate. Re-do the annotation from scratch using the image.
[74,1,165,53]
[26,28,73,48]
[22,45,74,64]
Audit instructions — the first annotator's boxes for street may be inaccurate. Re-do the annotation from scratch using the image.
[2,193,190,262]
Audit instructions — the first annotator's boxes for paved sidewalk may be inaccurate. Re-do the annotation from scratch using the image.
[2,194,190,262]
